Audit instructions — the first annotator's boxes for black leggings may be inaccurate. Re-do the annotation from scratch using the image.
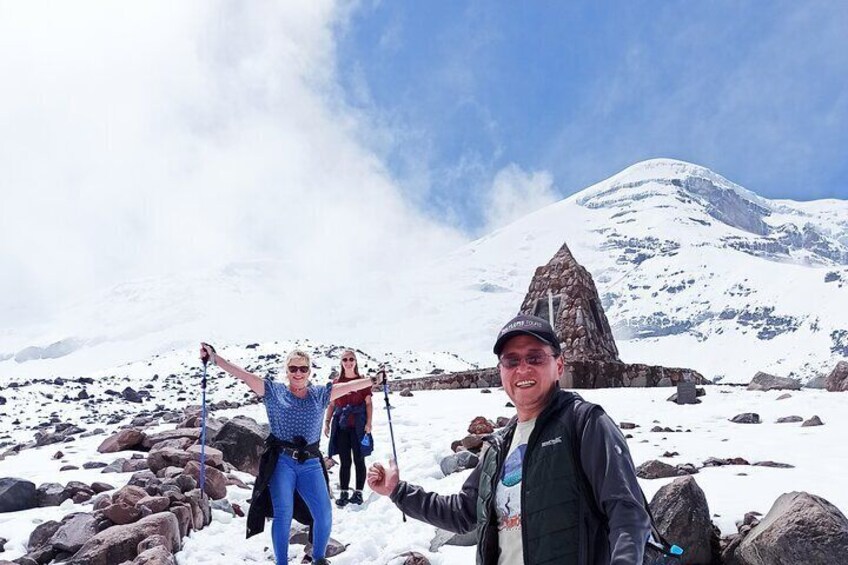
[336,427,367,491]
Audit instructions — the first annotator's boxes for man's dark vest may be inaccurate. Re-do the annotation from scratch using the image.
[474,392,588,565]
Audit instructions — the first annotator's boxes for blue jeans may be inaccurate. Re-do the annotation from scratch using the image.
[269,455,332,563]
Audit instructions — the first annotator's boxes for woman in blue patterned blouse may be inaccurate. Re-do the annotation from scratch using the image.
[200,344,374,565]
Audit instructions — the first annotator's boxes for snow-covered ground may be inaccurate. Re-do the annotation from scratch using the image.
[2,379,846,564]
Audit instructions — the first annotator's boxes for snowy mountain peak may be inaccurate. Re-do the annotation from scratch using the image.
[576,158,772,236]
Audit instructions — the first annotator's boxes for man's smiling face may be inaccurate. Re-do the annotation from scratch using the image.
[498,334,563,421]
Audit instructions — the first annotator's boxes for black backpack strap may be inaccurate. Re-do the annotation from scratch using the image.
[570,399,678,557]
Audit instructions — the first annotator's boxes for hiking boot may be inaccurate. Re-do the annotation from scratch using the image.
[349,490,363,505]
[313,560,330,565]
[335,489,349,508]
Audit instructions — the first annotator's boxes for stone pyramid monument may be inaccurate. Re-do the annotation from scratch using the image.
[519,243,619,362]
[518,243,705,388]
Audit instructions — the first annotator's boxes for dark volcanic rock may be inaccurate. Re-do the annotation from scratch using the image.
[0,477,37,512]
[649,476,719,564]
[747,372,801,392]
[439,451,479,477]
[801,415,824,427]
[210,416,267,476]
[50,512,97,553]
[122,387,144,403]
[97,429,146,453]
[825,361,848,392]
[36,482,70,507]
[734,492,848,565]
[730,413,761,424]
[28,520,61,551]
[66,512,180,565]
[636,460,679,479]
[467,417,494,435]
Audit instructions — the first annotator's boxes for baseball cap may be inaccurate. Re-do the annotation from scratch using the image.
[493,314,561,356]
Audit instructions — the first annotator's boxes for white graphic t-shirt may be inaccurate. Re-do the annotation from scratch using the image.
[496,418,536,565]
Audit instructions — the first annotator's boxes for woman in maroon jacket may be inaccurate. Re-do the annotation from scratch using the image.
[323,349,373,506]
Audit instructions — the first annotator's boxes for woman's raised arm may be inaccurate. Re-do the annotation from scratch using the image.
[329,377,375,402]
[200,343,265,396]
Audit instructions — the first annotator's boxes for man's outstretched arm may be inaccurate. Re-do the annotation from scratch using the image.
[369,459,479,534]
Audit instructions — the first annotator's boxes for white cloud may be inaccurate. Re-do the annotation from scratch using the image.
[0,1,464,331]
[482,164,559,232]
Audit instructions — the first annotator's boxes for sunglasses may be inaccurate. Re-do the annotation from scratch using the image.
[498,352,557,370]
[342,357,355,362]
[288,365,310,374]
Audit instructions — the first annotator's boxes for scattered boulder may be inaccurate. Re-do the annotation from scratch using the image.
[459,435,484,452]
[440,451,479,477]
[467,417,494,435]
[805,376,827,390]
[399,388,413,397]
[395,551,430,565]
[801,415,824,427]
[825,361,848,392]
[131,545,176,565]
[97,429,145,453]
[775,416,803,424]
[103,502,144,525]
[137,495,170,515]
[730,413,761,424]
[747,372,801,392]
[27,520,61,551]
[67,512,180,565]
[304,537,347,559]
[210,416,267,476]
[114,485,148,507]
[0,477,37,512]
[775,393,792,400]
[429,528,477,552]
[147,448,194,474]
[91,482,115,494]
[122,387,144,403]
[636,460,679,480]
[36,482,70,507]
[141,429,201,451]
[753,461,795,469]
[184,461,227,500]
[186,444,224,467]
[649,476,719,564]
[733,492,848,565]
[50,512,97,553]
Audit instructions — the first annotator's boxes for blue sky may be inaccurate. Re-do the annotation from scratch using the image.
[335,1,848,232]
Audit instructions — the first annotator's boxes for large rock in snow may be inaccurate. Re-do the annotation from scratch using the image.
[746,372,801,392]
[97,429,146,453]
[0,478,37,513]
[49,512,98,553]
[825,361,848,392]
[734,492,848,565]
[210,416,267,476]
[649,476,719,564]
[66,512,180,565]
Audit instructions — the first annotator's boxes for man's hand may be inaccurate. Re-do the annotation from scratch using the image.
[367,459,399,496]
[323,422,330,437]
[364,422,372,433]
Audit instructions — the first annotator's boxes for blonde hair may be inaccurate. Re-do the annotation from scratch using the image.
[285,349,312,373]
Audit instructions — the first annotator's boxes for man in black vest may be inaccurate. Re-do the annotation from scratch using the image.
[368,314,650,564]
